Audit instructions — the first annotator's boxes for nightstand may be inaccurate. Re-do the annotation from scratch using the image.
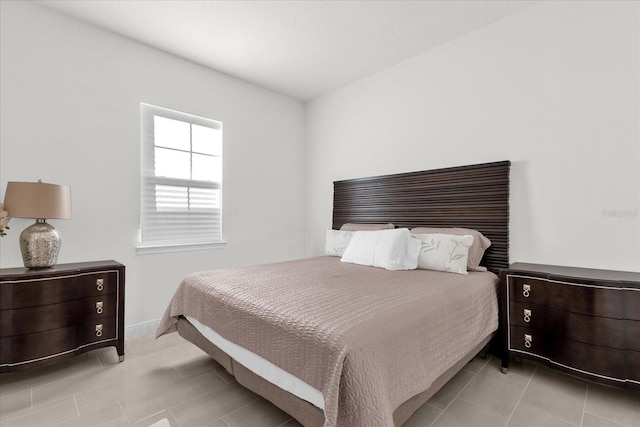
[500,262,639,389]
[0,260,125,372]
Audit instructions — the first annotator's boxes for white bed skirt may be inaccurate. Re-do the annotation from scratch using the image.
[186,315,325,409]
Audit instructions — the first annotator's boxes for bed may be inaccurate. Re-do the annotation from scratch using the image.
[157,160,511,426]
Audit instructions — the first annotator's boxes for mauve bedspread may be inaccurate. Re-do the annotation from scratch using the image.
[157,256,499,427]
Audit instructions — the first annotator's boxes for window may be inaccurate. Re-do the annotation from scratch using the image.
[138,103,223,253]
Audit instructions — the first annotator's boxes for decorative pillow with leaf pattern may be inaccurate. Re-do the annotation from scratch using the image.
[412,233,474,274]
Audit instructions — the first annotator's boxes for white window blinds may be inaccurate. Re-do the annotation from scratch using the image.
[139,103,223,251]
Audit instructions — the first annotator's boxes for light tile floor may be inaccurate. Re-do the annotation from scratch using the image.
[1,334,638,427]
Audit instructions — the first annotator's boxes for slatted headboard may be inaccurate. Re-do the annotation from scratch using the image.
[332,161,510,275]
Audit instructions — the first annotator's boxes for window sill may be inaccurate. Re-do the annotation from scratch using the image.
[136,241,226,255]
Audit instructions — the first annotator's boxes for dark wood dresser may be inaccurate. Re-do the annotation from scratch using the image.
[501,262,639,389]
[0,260,125,372]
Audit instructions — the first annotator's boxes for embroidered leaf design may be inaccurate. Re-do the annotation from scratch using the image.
[450,237,469,248]
[422,239,440,252]
[448,239,468,264]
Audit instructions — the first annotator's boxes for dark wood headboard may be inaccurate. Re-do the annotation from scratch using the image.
[332,161,510,275]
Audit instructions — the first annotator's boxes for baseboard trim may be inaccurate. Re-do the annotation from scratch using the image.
[125,318,160,340]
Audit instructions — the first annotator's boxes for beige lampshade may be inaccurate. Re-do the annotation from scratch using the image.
[3,181,72,220]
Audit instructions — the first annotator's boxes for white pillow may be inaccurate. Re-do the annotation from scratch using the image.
[325,229,353,256]
[413,233,474,274]
[341,228,420,271]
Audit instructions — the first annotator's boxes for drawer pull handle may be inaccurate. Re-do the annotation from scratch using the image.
[96,278,104,292]
[96,301,104,315]
[96,324,103,337]
[522,284,531,298]
[523,309,532,323]
[524,334,532,349]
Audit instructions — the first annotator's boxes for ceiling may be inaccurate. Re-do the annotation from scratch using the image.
[34,0,536,101]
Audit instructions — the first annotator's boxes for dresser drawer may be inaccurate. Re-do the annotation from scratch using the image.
[0,310,9,336]
[1,326,77,363]
[549,339,626,380]
[0,335,7,363]
[627,350,640,382]
[626,320,640,352]
[546,307,625,349]
[78,316,116,345]
[546,282,624,318]
[8,277,79,309]
[0,300,78,336]
[509,276,546,305]
[625,290,640,321]
[509,325,545,355]
[77,271,118,297]
[508,300,545,329]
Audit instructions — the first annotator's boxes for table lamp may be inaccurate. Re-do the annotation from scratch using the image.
[3,181,72,268]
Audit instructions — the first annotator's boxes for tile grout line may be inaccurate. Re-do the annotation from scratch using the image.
[136,409,172,426]
[131,358,142,374]
[211,366,232,384]
[579,383,589,427]
[218,393,262,420]
[167,408,183,427]
[96,354,105,369]
[220,414,233,427]
[504,364,537,426]
[73,393,80,417]
[278,417,296,427]
[428,355,493,427]
[118,400,133,426]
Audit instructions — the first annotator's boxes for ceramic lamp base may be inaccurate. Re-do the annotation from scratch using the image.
[20,219,61,268]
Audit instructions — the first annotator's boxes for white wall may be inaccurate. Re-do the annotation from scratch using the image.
[0,1,306,336]
[305,1,640,272]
